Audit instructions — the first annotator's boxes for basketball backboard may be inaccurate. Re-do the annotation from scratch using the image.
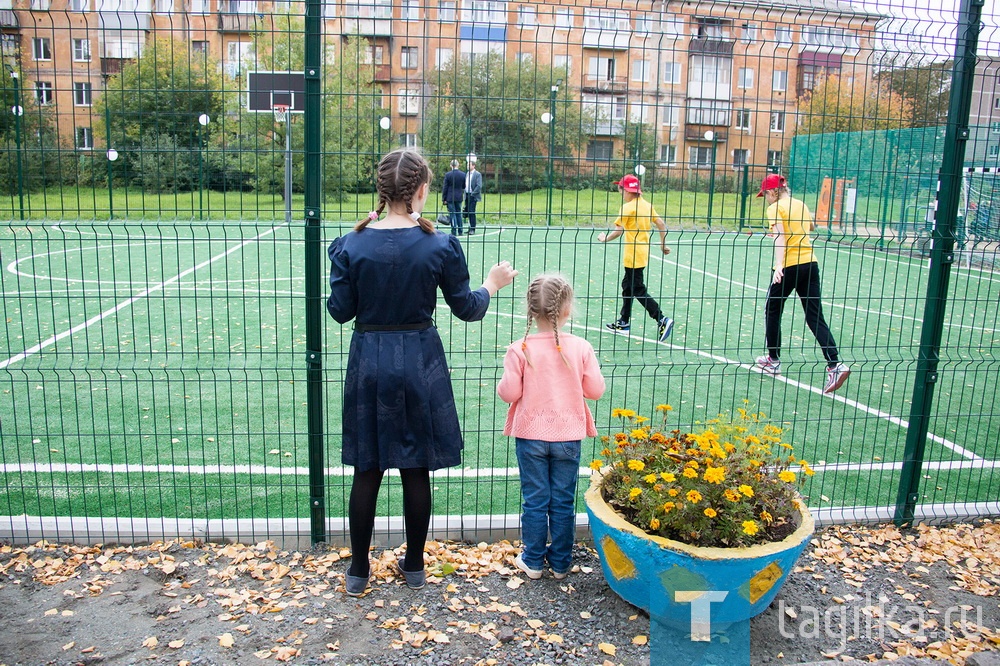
[247,71,306,113]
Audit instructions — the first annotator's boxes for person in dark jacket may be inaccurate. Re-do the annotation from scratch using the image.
[464,154,483,235]
[442,160,466,236]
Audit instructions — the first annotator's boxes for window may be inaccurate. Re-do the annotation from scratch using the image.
[737,67,754,89]
[225,41,252,78]
[401,46,418,69]
[35,81,53,105]
[629,102,649,123]
[587,56,616,82]
[398,88,419,115]
[662,61,681,84]
[989,145,1000,157]
[773,70,787,92]
[775,25,792,45]
[516,52,532,65]
[992,122,1000,134]
[691,56,731,84]
[155,0,170,11]
[586,140,613,160]
[399,133,417,148]
[687,99,731,125]
[192,40,209,54]
[32,38,51,61]
[76,127,93,150]
[1,34,17,55]
[632,60,650,83]
[659,144,677,163]
[70,0,88,10]
[517,5,535,27]
[735,108,751,130]
[364,44,385,64]
[634,14,653,34]
[741,23,757,43]
[584,9,629,31]
[733,149,749,168]
[345,0,391,19]
[696,18,724,38]
[688,146,715,168]
[466,0,506,23]
[439,1,455,20]
[435,47,453,68]
[553,54,571,75]
[767,149,782,169]
[660,104,680,126]
[661,13,684,35]
[401,0,419,20]
[74,82,92,106]
[994,97,1000,110]
[770,111,785,132]
[191,0,207,12]
[801,26,858,49]
[73,39,91,62]
[554,8,572,29]
[30,0,50,9]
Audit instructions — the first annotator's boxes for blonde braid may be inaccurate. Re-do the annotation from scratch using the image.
[547,281,572,369]
[521,316,534,368]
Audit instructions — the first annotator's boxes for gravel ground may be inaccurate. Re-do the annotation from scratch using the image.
[0,523,998,666]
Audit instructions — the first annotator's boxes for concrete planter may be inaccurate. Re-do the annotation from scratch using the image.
[584,471,815,626]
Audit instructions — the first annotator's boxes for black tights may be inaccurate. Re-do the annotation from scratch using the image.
[346,467,432,577]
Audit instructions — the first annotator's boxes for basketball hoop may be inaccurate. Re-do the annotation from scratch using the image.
[273,104,289,123]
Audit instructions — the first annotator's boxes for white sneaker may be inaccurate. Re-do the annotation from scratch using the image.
[551,569,568,580]
[513,553,542,580]
[823,363,851,394]
[755,355,781,375]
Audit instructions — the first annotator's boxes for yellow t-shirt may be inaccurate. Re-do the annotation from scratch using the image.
[614,197,659,269]
[767,197,816,269]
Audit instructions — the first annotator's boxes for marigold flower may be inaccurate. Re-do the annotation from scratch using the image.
[738,484,755,497]
[627,459,645,471]
[643,473,658,484]
[611,408,627,418]
[653,483,664,492]
[763,424,782,435]
[685,460,699,469]
[779,470,796,483]
[600,435,611,443]
[703,467,726,484]
[724,443,736,454]
[742,520,759,536]
[649,518,661,530]
[601,448,612,457]
[724,489,741,502]
[589,459,604,471]
[650,432,667,444]
[655,404,673,412]
[709,445,727,459]
[614,433,628,443]
[686,490,702,503]
[668,488,679,497]
[635,416,649,424]
[745,435,761,445]
[682,468,698,479]
[620,409,637,419]
[779,443,794,450]
[660,472,676,483]
[662,502,675,513]
[630,429,649,441]
[703,507,718,518]
[628,487,642,500]
[760,510,773,524]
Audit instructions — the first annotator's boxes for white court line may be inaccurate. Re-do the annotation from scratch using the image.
[0,224,287,370]
[4,458,997,478]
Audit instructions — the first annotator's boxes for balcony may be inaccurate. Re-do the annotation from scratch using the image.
[581,29,630,50]
[372,64,390,81]
[688,37,734,55]
[581,76,628,93]
[685,126,728,141]
[342,17,392,37]
[589,120,625,136]
[0,10,17,27]
[101,57,130,76]
[218,12,255,33]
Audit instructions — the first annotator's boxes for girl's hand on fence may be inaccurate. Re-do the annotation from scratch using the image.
[661,244,671,256]
[597,233,607,243]
[484,261,518,295]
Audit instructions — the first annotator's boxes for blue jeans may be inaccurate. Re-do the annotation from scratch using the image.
[515,438,581,574]
[447,201,463,235]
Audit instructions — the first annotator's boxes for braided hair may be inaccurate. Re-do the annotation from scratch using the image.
[355,149,436,233]
[521,273,574,369]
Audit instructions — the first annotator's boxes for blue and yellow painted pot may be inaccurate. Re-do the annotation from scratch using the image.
[585,471,814,626]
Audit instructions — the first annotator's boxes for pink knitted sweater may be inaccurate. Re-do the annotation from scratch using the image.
[497,331,606,441]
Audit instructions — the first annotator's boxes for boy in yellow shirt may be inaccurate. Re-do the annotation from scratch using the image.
[597,174,674,342]
[755,174,850,394]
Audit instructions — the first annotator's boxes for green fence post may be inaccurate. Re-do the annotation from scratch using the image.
[894,0,983,527]
[9,69,24,222]
[304,0,326,544]
[738,163,749,231]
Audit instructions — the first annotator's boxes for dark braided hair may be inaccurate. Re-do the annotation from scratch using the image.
[355,149,436,233]
[521,274,573,369]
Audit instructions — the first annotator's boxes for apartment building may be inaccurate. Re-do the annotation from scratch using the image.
[2,0,880,175]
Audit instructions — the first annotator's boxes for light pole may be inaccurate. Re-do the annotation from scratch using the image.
[378,115,390,157]
[704,130,718,230]
[541,78,561,227]
[8,68,24,221]
[198,113,210,220]
[106,148,118,219]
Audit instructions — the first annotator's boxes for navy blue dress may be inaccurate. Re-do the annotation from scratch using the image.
[327,227,491,472]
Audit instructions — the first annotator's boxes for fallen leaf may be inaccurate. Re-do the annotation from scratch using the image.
[62,642,75,650]
[599,642,617,656]
[254,649,272,659]
[526,619,544,629]
[580,611,592,619]
[218,633,235,648]
[142,636,158,649]
[44,608,58,616]
[506,577,524,590]
[168,639,185,649]
[633,635,648,645]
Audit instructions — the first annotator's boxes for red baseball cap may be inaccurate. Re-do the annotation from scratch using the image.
[757,174,787,197]
[614,174,642,193]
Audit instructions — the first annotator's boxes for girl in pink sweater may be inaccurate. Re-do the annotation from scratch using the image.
[498,274,606,580]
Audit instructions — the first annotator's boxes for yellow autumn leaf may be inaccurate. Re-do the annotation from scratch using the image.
[168,639,185,649]
[599,642,617,655]
[218,633,235,648]
[254,649,272,659]
[526,619,544,629]
[62,642,75,651]
[633,635,648,645]
[142,636,158,649]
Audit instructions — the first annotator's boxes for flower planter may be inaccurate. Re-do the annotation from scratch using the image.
[584,471,814,627]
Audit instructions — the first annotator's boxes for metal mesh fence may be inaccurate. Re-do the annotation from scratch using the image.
[0,0,998,546]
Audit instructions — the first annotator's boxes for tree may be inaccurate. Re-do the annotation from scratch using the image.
[876,56,951,128]
[796,74,913,135]
[0,65,70,193]
[421,53,590,192]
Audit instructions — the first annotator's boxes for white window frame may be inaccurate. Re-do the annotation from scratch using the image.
[662,61,681,85]
[629,102,649,123]
[989,145,1000,158]
[191,0,208,12]
[70,0,88,10]
[687,99,731,125]
[364,44,385,64]
[400,0,419,20]
[659,144,677,164]
[553,54,571,76]
[735,108,751,130]
[30,0,50,9]
[587,56,617,82]
[992,121,1000,134]
[775,25,793,45]
[192,40,209,54]
[661,104,680,127]
[770,111,785,132]
[586,140,614,161]
[773,70,788,92]
[554,7,572,29]
[737,67,754,89]
[399,133,417,148]
[73,39,92,62]
[661,13,684,36]
[767,149,782,168]
[225,40,253,78]
[634,14,653,34]
[516,51,532,65]
[435,47,453,69]
[439,0,455,20]
[401,45,418,69]
[517,4,536,27]
[76,127,94,150]
[732,149,749,169]
[73,81,93,106]
[35,81,53,105]
[345,0,391,19]
[689,146,715,168]
[690,56,731,85]
[632,60,650,83]
[584,8,629,31]
[154,0,170,12]
[466,0,506,23]
[32,38,52,61]
[398,88,420,116]
[741,23,757,43]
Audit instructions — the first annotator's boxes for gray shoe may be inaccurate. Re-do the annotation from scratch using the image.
[344,571,370,597]
[396,558,426,590]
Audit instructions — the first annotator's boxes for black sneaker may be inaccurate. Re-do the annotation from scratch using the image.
[605,320,630,333]
[658,317,675,342]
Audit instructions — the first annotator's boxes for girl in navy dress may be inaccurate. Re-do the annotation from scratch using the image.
[328,149,517,596]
